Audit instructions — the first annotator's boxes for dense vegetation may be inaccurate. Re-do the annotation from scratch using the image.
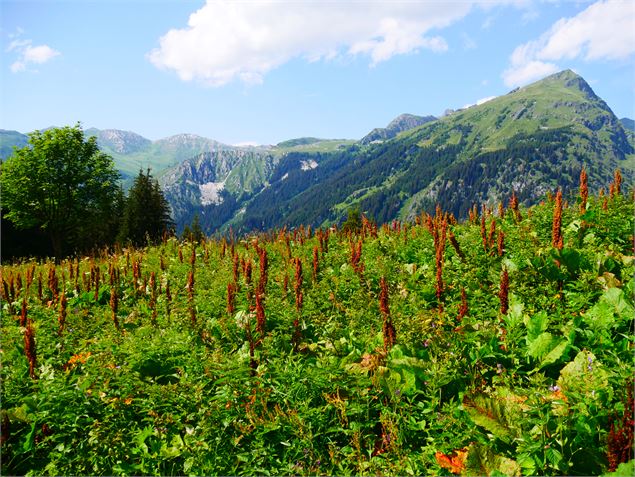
[0,125,122,258]
[118,169,174,247]
[1,171,633,476]
[1,125,173,260]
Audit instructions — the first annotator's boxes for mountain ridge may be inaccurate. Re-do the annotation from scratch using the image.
[227,69,633,232]
[360,113,436,144]
[1,70,633,234]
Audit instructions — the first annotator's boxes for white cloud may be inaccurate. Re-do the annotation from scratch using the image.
[521,8,539,23]
[503,0,635,87]
[149,0,525,86]
[6,34,60,73]
[503,60,560,87]
[462,95,498,109]
[7,39,30,52]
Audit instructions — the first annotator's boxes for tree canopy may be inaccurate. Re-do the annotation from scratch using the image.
[118,169,173,247]
[1,124,122,258]
[181,213,205,243]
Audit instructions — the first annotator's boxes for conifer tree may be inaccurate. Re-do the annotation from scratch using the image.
[118,169,173,246]
[182,214,205,242]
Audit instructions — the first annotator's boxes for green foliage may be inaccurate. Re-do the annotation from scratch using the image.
[118,169,173,246]
[340,207,362,234]
[1,188,633,476]
[181,214,205,243]
[603,460,635,477]
[0,124,122,257]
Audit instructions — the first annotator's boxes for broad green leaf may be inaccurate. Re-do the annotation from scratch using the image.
[23,422,36,452]
[584,301,614,331]
[602,460,635,477]
[603,287,634,319]
[462,392,522,444]
[527,332,554,360]
[558,351,610,398]
[134,426,155,455]
[161,434,185,458]
[539,339,569,368]
[525,312,549,341]
[545,447,563,467]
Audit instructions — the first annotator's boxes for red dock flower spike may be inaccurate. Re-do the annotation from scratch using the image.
[499,268,509,315]
[579,167,588,214]
[227,282,236,315]
[24,319,37,379]
[379,277,395,350]
[552,189,563,250]
[457,288,468,322]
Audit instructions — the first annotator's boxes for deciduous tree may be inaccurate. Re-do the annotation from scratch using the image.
[1,124,121,258]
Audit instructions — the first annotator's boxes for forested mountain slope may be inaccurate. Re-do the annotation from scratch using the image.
[227,70,633,233]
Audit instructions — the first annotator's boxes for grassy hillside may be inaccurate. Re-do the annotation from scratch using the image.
[274,138,356,153]
[2,178,633,475]
[406,70,631,157]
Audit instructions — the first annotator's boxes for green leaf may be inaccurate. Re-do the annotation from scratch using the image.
[161,434,185,458]
[602,460,635,477]
[557,248,586,277]
[545,447,563,467]
[539,339,569,368]
[463,395,513,443]
[558,351,610,397]
[525,312,549,341]
[527,332,554,360]
[23,422,36,452]
[134,425,155,456]
[603,288,634,319]
[584,301,614,331]
[387,352,427,395]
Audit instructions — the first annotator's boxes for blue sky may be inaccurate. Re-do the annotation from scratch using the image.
[1,0,634,145]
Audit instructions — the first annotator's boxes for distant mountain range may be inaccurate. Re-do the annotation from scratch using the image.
[1,70,633,234]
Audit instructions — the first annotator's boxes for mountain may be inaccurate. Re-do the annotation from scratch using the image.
[360,113,436,144]
[620,117,634,131]
[89,131,225,181]
[3,70,633,234]
[222,70,633,232]
[0,127,227,182]
[158,138,354,232]
[0,130,28,160]
[85,128,152,155]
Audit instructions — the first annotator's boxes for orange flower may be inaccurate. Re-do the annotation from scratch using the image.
[435,448,468,474]
[67,352,92,367]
